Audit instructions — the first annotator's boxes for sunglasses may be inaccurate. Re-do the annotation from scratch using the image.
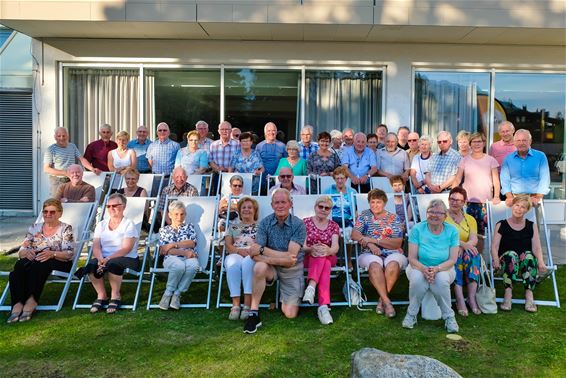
[279,175,292,179]
[42,210,58,215]
[408,139,418,142]
[437,140,449,144]
[317,205,332,211]
[157,129,168,132]
[106,203,124,209]
[231,184,243,188]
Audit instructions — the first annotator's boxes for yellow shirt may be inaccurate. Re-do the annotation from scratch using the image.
[446,212,477,242]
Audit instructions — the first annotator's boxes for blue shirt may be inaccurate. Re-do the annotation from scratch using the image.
[256,213,307,263]
[409,221,459,267]
[146,139,180,175]
[425,148,461,186]
[500,148,550,195]
[298,141,319,160]
[323,184,357,223]
[341,147,377,177]
[127,138,152,173]
[256,140,287,176]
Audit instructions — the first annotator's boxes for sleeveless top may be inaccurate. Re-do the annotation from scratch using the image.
[111,149,132,169]
[497,219,533,257]
[117,186,144,197]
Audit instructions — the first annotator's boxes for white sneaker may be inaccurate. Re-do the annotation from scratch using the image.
[169,294,181,310]
[302,285,315,304]
[158,294,171,310]
[317,305,333,325]
[402,313,417,329]
[445,316,459,333]
[240,307,250,320]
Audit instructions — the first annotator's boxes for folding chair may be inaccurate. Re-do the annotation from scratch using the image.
[147,195,219,309]
[118,173,164,198]
[292,194,351,307]
[351,192,409,306]
[217,172,258,197]
[82,171,116,205]
[369,177,393,193]
[72,196,158,311]
[318,176,351,195]
[0,202,96,311]
[186,174,213,196]
[412,193,450,222]
[487,201,560,308]
[268,175,309,194]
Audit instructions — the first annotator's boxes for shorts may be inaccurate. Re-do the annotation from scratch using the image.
[358,252,408,270]
[84,257,140,277]
[269,263,304,306]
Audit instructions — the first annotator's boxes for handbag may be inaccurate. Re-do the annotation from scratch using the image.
[420,291,442,320]
[476,256,497,314]
[343,275,367,309]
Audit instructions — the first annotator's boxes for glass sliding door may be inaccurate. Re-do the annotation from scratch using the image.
[224,69,299,141]
[305,70,382,134]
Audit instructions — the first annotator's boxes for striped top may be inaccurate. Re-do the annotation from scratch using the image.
[44,143,81,177]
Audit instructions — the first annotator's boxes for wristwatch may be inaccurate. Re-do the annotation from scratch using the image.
[259,246,265,255]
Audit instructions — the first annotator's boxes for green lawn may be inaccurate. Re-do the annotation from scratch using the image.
[0,255,564,378]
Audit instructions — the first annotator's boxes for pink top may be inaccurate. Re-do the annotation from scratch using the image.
[459,154,499,203]
[489,141,516,171]
[304,217,340,247]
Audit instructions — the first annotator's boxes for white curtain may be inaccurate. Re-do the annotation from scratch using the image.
[144,71,155,141]
[415,74,478,139]
[305,71,382,134]
[67,69,139,150]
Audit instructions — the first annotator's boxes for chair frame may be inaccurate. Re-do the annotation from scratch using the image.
[186,174,213,196]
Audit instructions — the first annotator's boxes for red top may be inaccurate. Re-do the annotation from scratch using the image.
[84,139,117,171]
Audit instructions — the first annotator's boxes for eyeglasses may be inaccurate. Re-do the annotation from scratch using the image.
[42,210,58,215]
[317,205,331,211]
[106,203,124,209]
[231,184,243,188]
[427,210,446,216]
[408,139,418,142]
[449,197,465,203]
[437,140,449,144]
[279,175,292,179]
[188,139,199,142]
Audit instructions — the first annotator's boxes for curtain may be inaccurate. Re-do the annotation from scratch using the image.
[305,71,382,134]
[415,74,478,140]
[67,69,139,150]
[144,71,155,141]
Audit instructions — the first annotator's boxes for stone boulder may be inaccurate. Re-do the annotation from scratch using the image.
[351,348,462,378]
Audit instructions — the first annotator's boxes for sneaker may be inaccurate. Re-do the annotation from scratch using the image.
[445,316,459,333]
[317,305,333,325]
[302,285,315,304]
[169,294,181,310]
[159,294,171,310]
[402,313,417,329]
[240,307,250,321]
[243,313,262,334]
[228,306,241,321]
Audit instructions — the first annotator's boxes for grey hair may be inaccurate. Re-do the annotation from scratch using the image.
[230,174,244,185]
[437,130,452,142]
[195,120,208,129]
[108,192,127,206]
[419,135,432,144]
[168,200,187,214]
[286,140,300,151]
[315,195,333,208]
[272,188,292,203]
[67,164,84,172]
[498,120,515,131]
[427,199,447,213]
[99,124,112,132]
[514,128,532,142]
[386,132,398,142]
[301,125,314,134]
[330,129,342,139]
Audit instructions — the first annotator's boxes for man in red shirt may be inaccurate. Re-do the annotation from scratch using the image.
[84,124,118,172]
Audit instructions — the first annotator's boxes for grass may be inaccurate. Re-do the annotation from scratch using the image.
[0,255,565,378]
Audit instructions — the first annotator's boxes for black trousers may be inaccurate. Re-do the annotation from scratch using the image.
[9,258,72,305]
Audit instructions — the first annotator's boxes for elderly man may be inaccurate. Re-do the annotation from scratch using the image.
[146,122,180,178]
[209,121,241,193]
[231,127,242,141]
[268,167,306,195]
[330,129,343,158]
[397,126,410,151]
[157,167,199,225]
[342,128,355,150]
[376,133,410,182]
[424,131,462,193]
[407,131,420,162]
[342,132,377,193]
[83,124,118,172]
[244,188,307,333]
[500,129,550,207]
[127,125,152,173]
[375,124,388,148]
[44,127,97,196]
[256,122,287,191]
[55,164,95,203]
[489,121,517,170]
[298,125,319,160]
[195,120,214,151]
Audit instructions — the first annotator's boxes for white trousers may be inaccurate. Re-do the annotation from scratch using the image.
[224,254,255,297]
[163,256,200,296]
[406,265,455,319]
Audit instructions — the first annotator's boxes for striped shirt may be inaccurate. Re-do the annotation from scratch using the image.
[209,139,240,170]
[198,138,214,152]
[44,143,81,177]
[425,148,461,186]
[146,139,180,175]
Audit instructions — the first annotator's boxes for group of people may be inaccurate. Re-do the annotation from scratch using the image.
[7,119,551,333]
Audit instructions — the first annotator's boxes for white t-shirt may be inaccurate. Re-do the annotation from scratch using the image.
[94,217,139,258]
[411,154,431,184]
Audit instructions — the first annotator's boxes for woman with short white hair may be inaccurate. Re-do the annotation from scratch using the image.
[275,140,307,176]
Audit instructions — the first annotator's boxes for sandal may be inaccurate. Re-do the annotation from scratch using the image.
[536,269,551,283]
[228,306,241,321]
[383,302,396,318]
[470,307,482,315]
[525,300,537,313]
[7,311,21,323]
[457,309,469,317]
[500,298,512,311]
[18,310,34,322]
[375,300,384,315]
[90,299,109,314]
[106,299,121,314]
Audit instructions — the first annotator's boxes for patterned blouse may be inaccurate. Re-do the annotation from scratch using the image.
[159,223,197,260]
[354,209,404,257]
[19,222,75,256]
[226,221,258,248]
[304,217,340,247]
[307,152,342,176]
[230,149,264,173]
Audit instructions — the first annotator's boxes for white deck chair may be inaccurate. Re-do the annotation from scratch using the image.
[82,171,116,204]
[0,202,96,312]
[292,194,351,307]
[147,195,219,309]
[268,175,309,194]
[412,193,450,222]
[186,174,212,196]
[218,172,257,197]
[351,192,409,306]
[118,173,164,198]
[318,176,351,195]
[370,177,393,193]
[72,196,158,311]
[487,201,560,308]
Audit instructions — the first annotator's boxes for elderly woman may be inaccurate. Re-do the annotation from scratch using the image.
[302,196,340,325]
[323,166,357,228]
[224,197,259,320]
[7,199,74,323]
[491,195,548,313]
[108,131,137,174]
[157,200,199,310]
[330,129,344,158]
[229,132,264,193]
[218,175,245,232]
[350,189,405,318]
[456,130,471,157]
[410,135,432,194]
[275,140,307,176]
[175,130,209,175]
[117,167,148,197]
[402,199,460,333]
[307,131,342,190]
[84,193,139,314]
[446,187,481,316]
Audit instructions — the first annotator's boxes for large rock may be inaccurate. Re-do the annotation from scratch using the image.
[351,348,462,378]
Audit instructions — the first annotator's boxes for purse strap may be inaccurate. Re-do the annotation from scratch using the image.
[479,255,494,288]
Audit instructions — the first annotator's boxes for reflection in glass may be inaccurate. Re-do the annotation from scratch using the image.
[305,70,382,134]
[414,71,490,143]
[224,69,299,141]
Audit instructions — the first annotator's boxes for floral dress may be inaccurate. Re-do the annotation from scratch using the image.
[20,222,74,255]
[159,223,197,261]
[226,222,258,249]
